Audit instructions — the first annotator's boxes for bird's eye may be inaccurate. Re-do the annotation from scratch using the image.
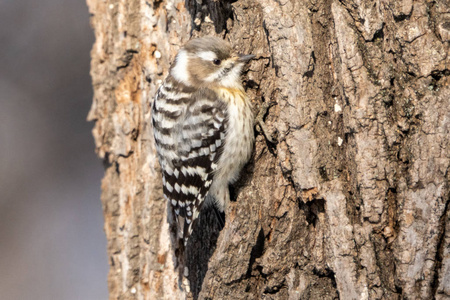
[213,59,221,65]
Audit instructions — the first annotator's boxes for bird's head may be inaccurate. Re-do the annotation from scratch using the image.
[170,37,254,89]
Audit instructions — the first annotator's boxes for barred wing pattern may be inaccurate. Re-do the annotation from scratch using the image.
[152,78,227,244]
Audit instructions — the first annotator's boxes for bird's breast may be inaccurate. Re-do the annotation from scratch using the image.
[213,86,247,105]
[213,86,254,184]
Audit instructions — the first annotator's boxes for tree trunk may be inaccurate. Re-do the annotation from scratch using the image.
[86,0,449,299]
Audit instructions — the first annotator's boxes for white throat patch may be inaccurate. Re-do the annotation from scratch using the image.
[170,50,190,85]
[204,62,243,88]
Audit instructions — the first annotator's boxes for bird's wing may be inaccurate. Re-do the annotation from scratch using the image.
[153,86,227,243]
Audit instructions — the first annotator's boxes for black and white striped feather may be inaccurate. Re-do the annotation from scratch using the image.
[152,76,227,244]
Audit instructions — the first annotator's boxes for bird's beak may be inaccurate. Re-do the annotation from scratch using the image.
[237,54,255,62]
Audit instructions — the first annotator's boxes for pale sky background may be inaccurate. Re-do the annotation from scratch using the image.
[0,0,108,299]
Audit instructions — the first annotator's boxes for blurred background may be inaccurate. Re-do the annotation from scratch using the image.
[0,0,108,299]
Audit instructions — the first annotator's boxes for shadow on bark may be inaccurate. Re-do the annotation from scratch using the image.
[186,205,223,299]
[185,0,236,33]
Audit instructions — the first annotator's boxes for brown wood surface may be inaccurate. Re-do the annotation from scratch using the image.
[86,0,450,299]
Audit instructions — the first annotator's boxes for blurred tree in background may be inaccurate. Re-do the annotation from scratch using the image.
[0,1,107,299]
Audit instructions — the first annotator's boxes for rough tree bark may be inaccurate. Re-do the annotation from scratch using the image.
[87,0,449,299]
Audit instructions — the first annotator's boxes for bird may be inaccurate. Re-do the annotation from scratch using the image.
[151,36,255,248]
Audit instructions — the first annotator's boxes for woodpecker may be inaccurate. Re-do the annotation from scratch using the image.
[151,37,255,246]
